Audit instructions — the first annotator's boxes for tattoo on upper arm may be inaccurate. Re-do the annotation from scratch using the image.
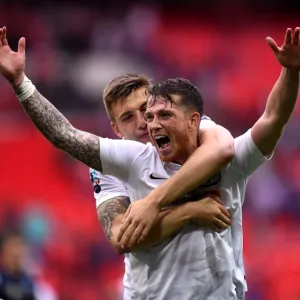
[97,196,130,240]
[21,89,102,171]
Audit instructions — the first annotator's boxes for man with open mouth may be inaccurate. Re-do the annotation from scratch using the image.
[0,26,299,299]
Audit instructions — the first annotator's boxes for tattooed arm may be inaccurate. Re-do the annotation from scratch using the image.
[97,196,131,243]
[21,89,103,171]
[0,29,104,170]
[98,196,189,254]
[0,29,142,177]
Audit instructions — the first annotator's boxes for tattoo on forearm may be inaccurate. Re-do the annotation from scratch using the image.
[20,89,102,171]
[97,196,130,240]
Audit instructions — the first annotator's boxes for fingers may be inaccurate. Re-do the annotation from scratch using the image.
[137,225,151,244]
[2,27,8,46]
[293,27,300,45]
[217,212,231,227]
[127,225,145,248]
[18,37,26,55]
[284,28,293,44]
[120,223,138,248]
[117,218,131,242]
[213,218,228,231]
[204,190,222,204]
[0,28,3,47]
[213,196,222,205]
[122,205,131,224]
[266,37,280,55]
[219,205,230,219]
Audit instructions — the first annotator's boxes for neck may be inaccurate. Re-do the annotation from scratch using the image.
[172,138,198,165]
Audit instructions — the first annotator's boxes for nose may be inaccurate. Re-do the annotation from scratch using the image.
[149,116,163,131]
[137,111,147,130]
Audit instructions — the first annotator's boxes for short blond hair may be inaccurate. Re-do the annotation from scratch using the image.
[103,74,151,120]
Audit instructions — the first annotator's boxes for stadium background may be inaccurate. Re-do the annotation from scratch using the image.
[0,0,300,299]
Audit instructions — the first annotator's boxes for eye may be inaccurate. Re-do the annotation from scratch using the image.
[161,112,171,119]
[145,114,153,122]
[121,115,132,122]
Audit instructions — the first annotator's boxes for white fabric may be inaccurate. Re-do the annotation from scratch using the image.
[90,117,214,298]
[98,129,268,300]
[89,169,129,208]
[15,75,36,102]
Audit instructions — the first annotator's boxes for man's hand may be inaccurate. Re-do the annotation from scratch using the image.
[186,195,231,232]
[117,198,160,248]
[266,27,300,70]
[0,27,25,87]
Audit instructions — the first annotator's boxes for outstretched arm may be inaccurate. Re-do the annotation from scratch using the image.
[21,87,102,171]
[0,27,103,171]
[252,28,300,157]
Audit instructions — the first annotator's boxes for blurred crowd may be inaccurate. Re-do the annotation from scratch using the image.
[0,1,300,299]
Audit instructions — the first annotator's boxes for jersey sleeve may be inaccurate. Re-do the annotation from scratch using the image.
[231,129,271,177]
[99,137,146,182]
[89,169,129,208]
[200,115,216,128]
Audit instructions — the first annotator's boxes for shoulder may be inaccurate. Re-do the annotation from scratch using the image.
[200,115,217,128]
[229,129,269,176]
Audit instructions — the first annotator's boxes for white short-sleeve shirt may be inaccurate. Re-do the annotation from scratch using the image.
[97,129,268,300]
[89,117,215,299]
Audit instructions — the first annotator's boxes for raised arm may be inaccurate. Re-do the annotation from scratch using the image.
[21,88,102,171]
[117,123,234,245]
[0,27,102,171]
[251,27,300,157]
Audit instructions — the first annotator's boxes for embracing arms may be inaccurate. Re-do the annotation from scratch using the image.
[117,122,234,246]
[97,194,230,254]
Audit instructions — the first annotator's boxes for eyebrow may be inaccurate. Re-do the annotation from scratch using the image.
[144,108,173,117]
[139,101,147,110]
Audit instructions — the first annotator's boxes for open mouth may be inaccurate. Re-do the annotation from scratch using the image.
[154,135,170,150]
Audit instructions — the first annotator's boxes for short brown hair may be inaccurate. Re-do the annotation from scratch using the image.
[103,74,151,120]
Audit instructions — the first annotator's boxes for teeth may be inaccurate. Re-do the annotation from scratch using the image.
[155,135,166,140]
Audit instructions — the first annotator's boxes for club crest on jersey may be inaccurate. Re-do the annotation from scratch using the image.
[201,115,211,120]
[90,170,101,194]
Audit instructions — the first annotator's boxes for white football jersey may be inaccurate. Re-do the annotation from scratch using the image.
[98,129,268,300]
[90,118,214,299]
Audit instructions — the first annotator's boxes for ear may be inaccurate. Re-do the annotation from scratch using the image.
[188,112,201,131]
[111,121,124,139]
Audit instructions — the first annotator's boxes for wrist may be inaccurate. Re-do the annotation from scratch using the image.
[146,190,162,210]
[181,203,195,222]
[13,74,36,102]
[11,72,25,89]
[283,67,300,76]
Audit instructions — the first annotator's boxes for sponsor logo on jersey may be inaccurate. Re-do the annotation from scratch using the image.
[90,170,101,194]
